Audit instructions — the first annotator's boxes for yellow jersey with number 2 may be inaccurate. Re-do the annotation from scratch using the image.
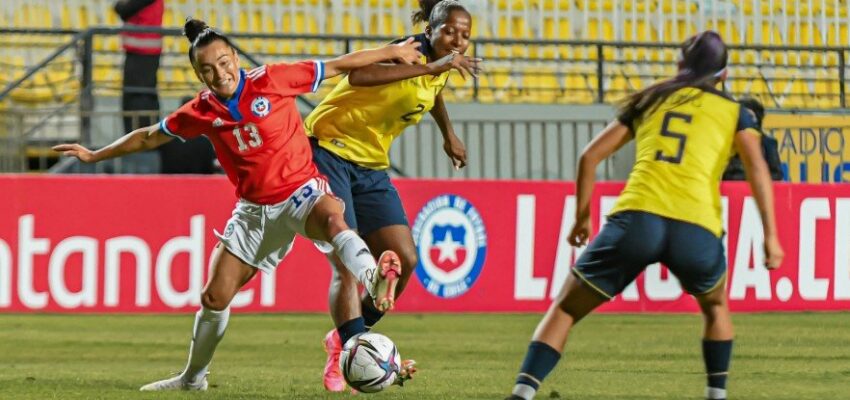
[610,87,759,237]
[304,34,450,170]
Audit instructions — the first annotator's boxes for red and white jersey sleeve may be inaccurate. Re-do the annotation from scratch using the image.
[266,60,325,96]
[159,95,207,141]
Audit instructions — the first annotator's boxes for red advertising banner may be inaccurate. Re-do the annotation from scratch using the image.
[1,175,848,313]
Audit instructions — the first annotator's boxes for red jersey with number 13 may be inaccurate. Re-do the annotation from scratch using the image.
[159,61,326,204]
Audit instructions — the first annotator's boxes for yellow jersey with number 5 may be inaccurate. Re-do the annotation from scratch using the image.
[610,87,758,236]
[304,35,450,170]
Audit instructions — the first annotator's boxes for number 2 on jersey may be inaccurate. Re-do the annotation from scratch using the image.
[655,111,692,164]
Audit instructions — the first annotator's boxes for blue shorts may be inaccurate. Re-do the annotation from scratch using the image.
[310,138,409,236]
[572,211,726,298]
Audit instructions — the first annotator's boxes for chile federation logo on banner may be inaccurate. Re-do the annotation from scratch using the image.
[412,194,487,299]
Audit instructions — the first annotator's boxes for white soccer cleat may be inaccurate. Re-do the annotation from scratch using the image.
[366,251,402,312]
[139,374,208,391]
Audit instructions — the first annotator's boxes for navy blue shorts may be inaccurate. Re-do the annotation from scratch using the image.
[572,211,726,298]
[310,138,408,236]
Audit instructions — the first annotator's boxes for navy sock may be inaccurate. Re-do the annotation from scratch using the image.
[337,317,366,345]
[702,339,733,397]
[361,300,385,330]
[512,341,562,399]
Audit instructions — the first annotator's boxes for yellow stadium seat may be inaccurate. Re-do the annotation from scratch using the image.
[574,0,613,11]
[542,15,571,40]
[539,0,571,11]
[770,70,792,97]
[746,77,773,101]
[813,71,840,109]
[585,18,614,42]
[623,0,656,13]
[565,73,594,104]
[474,73,496,103]
[519,67,560,103]
[487,67,516,102]
[447,71,473,102]
[736,0,781,15]
[369,12,405,36]
[826,4,848,18]
[784,79,811,109]
[826,23,849,46]
[661,0,698,13]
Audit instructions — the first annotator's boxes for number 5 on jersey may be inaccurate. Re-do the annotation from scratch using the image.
[232,124,263,152]
[655,112,691,164]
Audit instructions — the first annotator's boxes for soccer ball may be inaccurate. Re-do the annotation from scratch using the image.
[339,332,401,393]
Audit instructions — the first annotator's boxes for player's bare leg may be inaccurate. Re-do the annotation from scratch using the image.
[506,274,606,400]
[305,196,401,311]
[140,243,257,391]
[695,278,734,400]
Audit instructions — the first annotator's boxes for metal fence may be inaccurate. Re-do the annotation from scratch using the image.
[1,104,616,180]
[393,118,615,180]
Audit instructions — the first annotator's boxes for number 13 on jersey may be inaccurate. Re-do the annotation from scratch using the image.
[655,112,692,164]
[232,123,263,152]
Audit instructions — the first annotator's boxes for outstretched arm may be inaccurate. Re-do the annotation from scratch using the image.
[323,38,423,79]
[52,123,173,163]
[735,129,784,269]
[569,121,633,247]
[348,52,482,87]
[429,93,466,169]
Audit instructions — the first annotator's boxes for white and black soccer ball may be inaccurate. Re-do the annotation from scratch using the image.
[339,332,401,393]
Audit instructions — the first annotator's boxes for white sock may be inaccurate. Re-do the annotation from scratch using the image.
[705,386,727,399]
[331,230,377,291]
[183,306,230,383]
[512,383,537,399]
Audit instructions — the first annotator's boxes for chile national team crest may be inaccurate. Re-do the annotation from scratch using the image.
[412,194,487,299]
[251,96,271,118]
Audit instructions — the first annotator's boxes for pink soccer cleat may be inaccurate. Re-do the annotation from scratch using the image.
[322,329,346,392]
[370,250,402,312]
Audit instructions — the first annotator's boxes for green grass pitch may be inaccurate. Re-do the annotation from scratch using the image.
[1,313,848,399]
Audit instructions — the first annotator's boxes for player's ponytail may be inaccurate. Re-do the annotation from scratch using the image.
[412,0,468,27]
[183,17,235,64]
[619,31,730,122]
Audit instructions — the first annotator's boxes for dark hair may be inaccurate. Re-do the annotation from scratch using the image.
[619,31,729,122]
[184,18,235,64]
[411,0,469,27]
[738,97,765,128]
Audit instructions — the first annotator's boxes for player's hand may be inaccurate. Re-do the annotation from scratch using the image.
[567,215,591,247]
[429,52,483,79]
[52,143,97,163]
[391,37,423,65]
[443,134,467,170]
[763,235,783,270]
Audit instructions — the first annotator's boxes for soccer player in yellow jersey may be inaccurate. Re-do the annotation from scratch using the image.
[303,0,481,392]
[506,32,784,400]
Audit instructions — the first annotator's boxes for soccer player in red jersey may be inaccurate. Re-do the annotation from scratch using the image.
[53,18,422,391]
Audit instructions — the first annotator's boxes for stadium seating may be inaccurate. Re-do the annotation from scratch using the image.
[0,0,848,108]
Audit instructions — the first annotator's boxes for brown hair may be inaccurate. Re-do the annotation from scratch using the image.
[619,31,730,121]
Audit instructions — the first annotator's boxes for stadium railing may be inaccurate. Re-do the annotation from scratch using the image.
[2,26,850,177]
